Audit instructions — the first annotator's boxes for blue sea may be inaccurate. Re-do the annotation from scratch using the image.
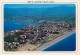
[4,4,76,51]
[4,21,76,51]
[4,20,39,32]
[43,33,76,51]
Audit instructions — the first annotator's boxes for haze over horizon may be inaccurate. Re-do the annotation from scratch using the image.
[4,4,75,8]
[4,4,76,21]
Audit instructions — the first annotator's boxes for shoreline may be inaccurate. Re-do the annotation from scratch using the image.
[35,31,75,51]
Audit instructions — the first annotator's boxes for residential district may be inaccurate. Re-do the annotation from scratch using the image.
[4,20,75,51]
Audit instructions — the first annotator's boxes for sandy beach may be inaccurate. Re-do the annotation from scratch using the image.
[35,31,75,51]
[4,4,76,51]
[17,30,75,51]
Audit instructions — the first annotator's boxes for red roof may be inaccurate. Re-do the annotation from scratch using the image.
[19,35,26,39]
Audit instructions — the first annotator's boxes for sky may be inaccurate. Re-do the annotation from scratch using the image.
[4,4,75,8]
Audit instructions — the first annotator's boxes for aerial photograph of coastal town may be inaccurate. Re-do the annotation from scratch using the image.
[4,4,76,51]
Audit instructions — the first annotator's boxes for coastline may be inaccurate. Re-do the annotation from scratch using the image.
[35,31,75,51]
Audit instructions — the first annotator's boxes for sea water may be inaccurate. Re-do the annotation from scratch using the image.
[43,33,76,51]
[4,20,39,32]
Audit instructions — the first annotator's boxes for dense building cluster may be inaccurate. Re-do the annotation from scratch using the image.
[4,20,75,51]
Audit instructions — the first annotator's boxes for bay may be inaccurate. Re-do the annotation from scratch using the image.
[4,20,39,32]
